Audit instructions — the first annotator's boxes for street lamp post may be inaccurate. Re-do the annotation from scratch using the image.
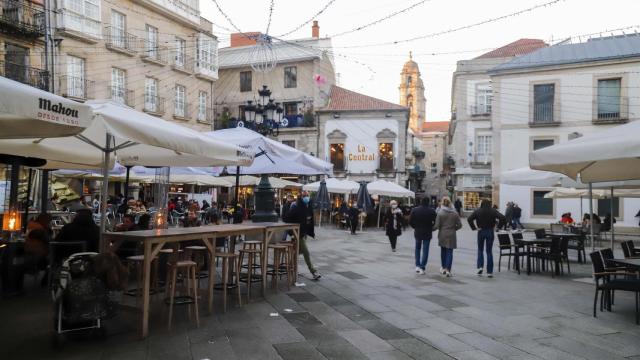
[239,85,284,222]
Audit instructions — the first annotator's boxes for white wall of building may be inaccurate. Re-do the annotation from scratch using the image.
[494,61,640,229]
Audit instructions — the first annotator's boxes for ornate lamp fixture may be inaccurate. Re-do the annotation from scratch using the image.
[241,85,284,136]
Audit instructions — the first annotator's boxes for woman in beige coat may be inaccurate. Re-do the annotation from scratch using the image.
[434,197,462,277]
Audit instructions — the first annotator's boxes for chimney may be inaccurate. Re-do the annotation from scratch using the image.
[230,32,261,47]
[312,21,319,38]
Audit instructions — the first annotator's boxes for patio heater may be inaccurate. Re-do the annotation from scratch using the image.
[153,167,170,229]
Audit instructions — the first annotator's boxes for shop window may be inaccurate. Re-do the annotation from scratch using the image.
[378,143,394,171]
[533,190,553,216]
[330,143,345,171]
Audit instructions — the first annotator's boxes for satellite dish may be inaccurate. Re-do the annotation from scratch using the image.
[281,118,289,127]
[237,121,244,128]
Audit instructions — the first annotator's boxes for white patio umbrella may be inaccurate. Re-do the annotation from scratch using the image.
[303,178,360,194]
[219,175,260,187]
[266,177,302,189]
[206,128,333,176]
[530,121,640,250]
[530,121,640,183]
[0,100,253,239]
[366,180,415,227]
[0,76,93,139]
[501,167,582,187]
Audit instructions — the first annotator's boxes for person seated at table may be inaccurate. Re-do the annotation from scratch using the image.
[560,212,574,224]
[183,203,201,227]
[134,213,151,231]
[25,213,53,285]
[55,208,100,255]
[205,202,220,224]
[116,214,136,232]
[135,200,146,213]
[201,200,211,211]
[168,199,176,212]
[602,213,616,232]
[233,204,244,224]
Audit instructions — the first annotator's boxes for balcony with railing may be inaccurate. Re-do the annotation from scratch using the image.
[593,96,629,124]
[58,75,94,100]
[529,102,560,127]
[469,104,491,117]
[141,43,168,66]
[196,106,213,124]
[133,0,199,26]
[104,26,139,56]
[1,60,49,90]
[173,103,191,120]
[171,52,194,74]
[109,85,135,107]
[56,5,101,42]
[0,0,45,38]
[143,95,165,116]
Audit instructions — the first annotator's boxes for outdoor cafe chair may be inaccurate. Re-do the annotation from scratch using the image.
[621,241,640,259]
[534,228,547,240]
[589,251,640,324]
[497,233,517,272]
[627,241,640,257]
[530,237,566,277]
[550,223,565,234]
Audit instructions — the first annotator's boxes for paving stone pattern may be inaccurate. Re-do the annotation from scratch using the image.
[1,224,640,359]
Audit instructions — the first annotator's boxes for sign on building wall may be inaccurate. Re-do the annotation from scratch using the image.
[325,119,399,174]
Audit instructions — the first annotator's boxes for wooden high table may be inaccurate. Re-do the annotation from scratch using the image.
[102,222,300,338]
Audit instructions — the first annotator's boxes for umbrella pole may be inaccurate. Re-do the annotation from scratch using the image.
[589,183,594,251]
[234,166,240,206]
[99,133,112,252]
[610,186,615,250]
[579,196,583,221]
[40,169,49,214]
[377,196,382,228]
[124,166,131,199]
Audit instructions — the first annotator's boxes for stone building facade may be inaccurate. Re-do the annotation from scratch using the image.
[449,39,547,213]
[51,0,218,131]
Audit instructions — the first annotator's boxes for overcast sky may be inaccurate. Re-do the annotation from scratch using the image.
[202,0,639,122]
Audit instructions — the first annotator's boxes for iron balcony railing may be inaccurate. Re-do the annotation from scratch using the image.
[1,60,49,90]
[58,75,94,99]
[171,51,194,73]
[141,42,168,64]
[109,85,135,107]
[533,102,554,123]
[469,104,492,116]
[0,0,45,37]
[196,106,213,124]
[594,96,629,123]
[144,95,165,115]
[173,102,191,119]
[104,26,139,54]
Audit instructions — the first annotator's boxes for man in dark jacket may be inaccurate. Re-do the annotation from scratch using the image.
[468,200,506,277]
[348,204,359,235]
[409,197,437,274]
[286,190,321,280]
[454,198,462,216]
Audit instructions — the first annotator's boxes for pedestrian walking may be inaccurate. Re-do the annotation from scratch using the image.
[348,203,359,235]
[512,203,523,230]
[281,194,295,240]
[467,200,506,278]
[409,197,437,274]
[504,202,514,230]
[286,190,321,280]
[434,197,462,277]
[454,198,462,216]
[385,200,404,252]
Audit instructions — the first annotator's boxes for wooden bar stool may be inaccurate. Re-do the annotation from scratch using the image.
[214,252,242,312]
[267,244,291,291]
[126,255,159,307]
[184,245,209,281]
[279,241,296,286]
[242,240,263,271]
[166,260,199,330]
[238,248,262,301]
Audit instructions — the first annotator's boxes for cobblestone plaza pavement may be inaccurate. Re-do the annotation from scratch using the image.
[2,224,640,360]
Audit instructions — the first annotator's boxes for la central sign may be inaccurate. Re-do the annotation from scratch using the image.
[348,144,375,161]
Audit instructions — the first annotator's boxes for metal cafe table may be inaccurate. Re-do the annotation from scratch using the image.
[102,222,300,338]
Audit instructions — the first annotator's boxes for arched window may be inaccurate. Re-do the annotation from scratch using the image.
[407,76,412,86]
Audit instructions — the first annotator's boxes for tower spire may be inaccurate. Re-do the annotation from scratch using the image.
[409,51,412,60]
